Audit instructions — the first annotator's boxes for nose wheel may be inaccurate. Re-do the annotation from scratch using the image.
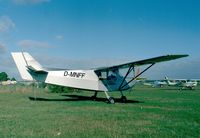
[108,97,115,104]
[104,91,115,104]
[103,91,127,104]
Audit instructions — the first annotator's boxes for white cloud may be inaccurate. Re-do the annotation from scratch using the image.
[13,0,50,5]
[35,54,134,70]
[18,39,53,49]
[0,57,20,80]
[0,16,15,33]
[143,58,200,79]
[0,43,6,54]
[55,35,64,40]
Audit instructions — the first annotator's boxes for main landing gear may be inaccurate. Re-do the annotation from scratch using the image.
[104,91,127,104]
[91,91,115,104]
[91,91,98,100]
[120,91,127,103]
[104,91,115,104]
[92,91,127,104]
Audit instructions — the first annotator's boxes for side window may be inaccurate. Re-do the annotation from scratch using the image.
[96,71,107,80]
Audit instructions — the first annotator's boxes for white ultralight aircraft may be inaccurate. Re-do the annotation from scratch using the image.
[165,76,198,90]
[12,52,188,103]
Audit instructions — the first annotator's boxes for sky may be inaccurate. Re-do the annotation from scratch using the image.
[0,0,200,80]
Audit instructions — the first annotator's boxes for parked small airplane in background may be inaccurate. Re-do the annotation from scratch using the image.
[165,76,198,90]
[12,52,188,103]
[143,80,167,87]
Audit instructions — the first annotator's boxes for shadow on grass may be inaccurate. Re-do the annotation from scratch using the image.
[29,95,144,104]
[162,88,196,91]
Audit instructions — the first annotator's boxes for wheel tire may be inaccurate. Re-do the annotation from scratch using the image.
[121,96,127,103]
[108,97,115,104]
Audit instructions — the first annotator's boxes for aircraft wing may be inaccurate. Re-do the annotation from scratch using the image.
[95,54,188,72]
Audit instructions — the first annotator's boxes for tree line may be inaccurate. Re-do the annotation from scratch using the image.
[0,71,75,93]
[0,72,16,81]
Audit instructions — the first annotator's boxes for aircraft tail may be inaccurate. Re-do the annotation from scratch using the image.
[11,52,46,81]
[165,76,172,85]
[165,76,169,80]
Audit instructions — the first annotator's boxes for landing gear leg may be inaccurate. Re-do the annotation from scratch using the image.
[120,91,127,103]
[104,91,115,104]
[91,91,98,100]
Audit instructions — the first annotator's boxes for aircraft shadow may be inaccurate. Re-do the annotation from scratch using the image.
[62,94,143,104]
[29,95,143,104]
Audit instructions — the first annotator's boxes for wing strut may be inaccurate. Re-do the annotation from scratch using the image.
[118,65,134,90]
[119,63,155,91]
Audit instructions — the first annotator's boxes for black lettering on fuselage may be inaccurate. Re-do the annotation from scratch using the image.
[64,71,85,78]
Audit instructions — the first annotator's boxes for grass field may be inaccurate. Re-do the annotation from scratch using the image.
[0,85,199,137]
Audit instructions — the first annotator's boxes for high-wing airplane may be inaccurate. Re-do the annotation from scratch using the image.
[165,76,198,90]
[11,52,188,103]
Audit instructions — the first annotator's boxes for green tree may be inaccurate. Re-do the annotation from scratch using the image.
[0,72,9,81]
[11,77,16,81]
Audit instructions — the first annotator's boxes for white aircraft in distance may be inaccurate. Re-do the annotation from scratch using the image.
[12,52,188,103]
[143,80,167,87]
[165,76,198,90]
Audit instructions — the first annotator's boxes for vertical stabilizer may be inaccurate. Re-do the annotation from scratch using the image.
[164,76,170,85]
[11,52,44,81]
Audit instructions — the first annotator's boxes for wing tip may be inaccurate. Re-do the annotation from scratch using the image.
[166,54,189,59]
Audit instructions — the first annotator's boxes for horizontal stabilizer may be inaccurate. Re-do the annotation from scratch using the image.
[26,65,47,73]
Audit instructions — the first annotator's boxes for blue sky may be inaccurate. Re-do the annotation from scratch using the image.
[0,0,200,79]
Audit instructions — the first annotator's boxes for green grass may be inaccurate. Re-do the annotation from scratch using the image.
[0,85,199,137]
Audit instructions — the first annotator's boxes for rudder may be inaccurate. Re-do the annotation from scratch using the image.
[11,52,44,81]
